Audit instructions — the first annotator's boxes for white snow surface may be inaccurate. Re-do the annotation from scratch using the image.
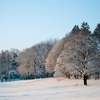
[0,78,100,100]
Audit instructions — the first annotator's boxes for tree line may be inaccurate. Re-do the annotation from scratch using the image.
[0,22,100,85]
[46,22,100,85]
[0,39,57,81]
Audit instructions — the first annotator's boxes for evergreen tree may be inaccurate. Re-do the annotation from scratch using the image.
[71,25,80,33]
[81,22,90,30]
[93,23,100,38]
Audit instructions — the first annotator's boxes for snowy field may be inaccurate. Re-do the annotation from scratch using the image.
[0,78,100,100]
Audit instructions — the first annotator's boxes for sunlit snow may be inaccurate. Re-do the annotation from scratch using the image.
[0,78,100,100]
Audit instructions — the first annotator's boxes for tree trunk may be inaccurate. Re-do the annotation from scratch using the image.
[97,73,99,79]
[46,73,48,77]
[67,74,70,79]
[83,75,88,85]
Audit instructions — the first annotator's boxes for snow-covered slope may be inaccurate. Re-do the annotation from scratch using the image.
[0,78,100,100]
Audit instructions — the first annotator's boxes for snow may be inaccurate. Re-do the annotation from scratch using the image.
[0,78,100,100]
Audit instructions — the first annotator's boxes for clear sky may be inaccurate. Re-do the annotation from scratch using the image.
[0,0,100,52]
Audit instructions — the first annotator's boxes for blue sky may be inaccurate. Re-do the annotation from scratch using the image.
[0,0,100,52]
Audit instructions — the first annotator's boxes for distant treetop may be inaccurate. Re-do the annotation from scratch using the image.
[93,23,100,38]
[81,22,90,30]
[72,25,80,33]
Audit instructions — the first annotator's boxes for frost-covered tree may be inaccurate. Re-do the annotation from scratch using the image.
[45,25,80,76]
[9,52,18,80]
[73,36,100,85]
[0,50,12,82]
[45,36,69,76]
[54,23,100,85]
[0,49,19,82]
[17,39,57,79]
[54,28,82,78]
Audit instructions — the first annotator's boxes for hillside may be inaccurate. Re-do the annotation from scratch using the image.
[0,78,100,100]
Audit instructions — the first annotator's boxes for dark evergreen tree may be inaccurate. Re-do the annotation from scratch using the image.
[72,25,80,33]
[81,22,90,30]
[93,23,100,39]
[9,52,19,81]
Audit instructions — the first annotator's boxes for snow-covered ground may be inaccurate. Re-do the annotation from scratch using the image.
[0,78,100,100]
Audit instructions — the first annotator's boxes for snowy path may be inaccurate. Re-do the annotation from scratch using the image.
[0,78,100,100]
